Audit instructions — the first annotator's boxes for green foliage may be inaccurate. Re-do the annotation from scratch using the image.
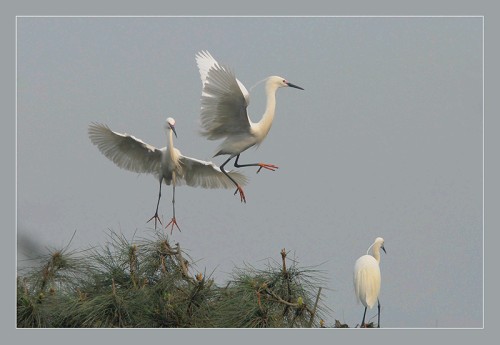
[211,250,328,327]
[17,229,330,328]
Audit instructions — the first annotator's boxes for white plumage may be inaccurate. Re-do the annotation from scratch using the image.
[88,117,247,232]
[354,237,386,327]
[195,51,304,203]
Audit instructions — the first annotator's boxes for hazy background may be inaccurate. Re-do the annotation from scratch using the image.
[16,17,482,327]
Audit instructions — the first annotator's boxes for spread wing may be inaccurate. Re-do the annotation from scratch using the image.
[179,154,248,189]
[88,123,162,174]
[196,50,252,140]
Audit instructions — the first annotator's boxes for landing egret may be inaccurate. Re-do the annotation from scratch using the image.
[195,51,304,203]
[88,118,248,233]
[353,237,386,328]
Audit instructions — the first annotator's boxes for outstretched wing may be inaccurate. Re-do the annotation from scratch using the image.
[196,50,252,140]
[179,154,248,189]
[88,123,162,174]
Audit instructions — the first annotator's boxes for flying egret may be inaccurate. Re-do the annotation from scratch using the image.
[195,50,304,203]
[88,117,248,233]
[353,237,386,328]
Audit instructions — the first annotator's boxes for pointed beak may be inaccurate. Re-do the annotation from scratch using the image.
[170,124,177,138]
[286,81,304,90]
[382,245,387,254]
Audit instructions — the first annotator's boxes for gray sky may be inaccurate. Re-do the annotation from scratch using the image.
[17,17,482,327]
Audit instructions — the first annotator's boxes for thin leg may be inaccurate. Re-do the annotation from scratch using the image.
[147,178,163,229]
[361,306,367,328]
[377,299,381,328]
[165,175,181,234]
[220,156,246,203]
[234,154,278,174]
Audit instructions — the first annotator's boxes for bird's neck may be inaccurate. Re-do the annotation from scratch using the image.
[167,129,177,162]
[367,242,382,263]
[372,245,381,263]
[255,83,278,142]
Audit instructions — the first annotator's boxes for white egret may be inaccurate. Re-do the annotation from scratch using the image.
[195,50,304,203]
[353,237,386,328]
[88,117,248,233]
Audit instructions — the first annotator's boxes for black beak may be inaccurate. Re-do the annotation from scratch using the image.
[382,245,387,254]
[286,82,304,90]
[170,125,177,138]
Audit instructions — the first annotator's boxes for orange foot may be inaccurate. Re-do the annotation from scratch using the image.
[165,217,181,234]
[256,163,279,173]
[233,185,246,203]
[147,212,163,229]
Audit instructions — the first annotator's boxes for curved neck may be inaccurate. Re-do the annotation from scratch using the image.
[368,242,381,263]
[255,82,278,141]
[373,246,381,263]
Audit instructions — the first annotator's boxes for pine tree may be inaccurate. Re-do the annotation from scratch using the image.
[17,229,331,328]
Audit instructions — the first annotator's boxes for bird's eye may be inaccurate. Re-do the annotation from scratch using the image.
[283,80,287,83]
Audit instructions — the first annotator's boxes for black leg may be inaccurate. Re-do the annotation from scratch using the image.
[220,155,246,203]
[361,306,367,327]
[234,154,278,173]
[165,176,181,234]
[220,156,236,183]
[147,178,163,229]
[172,182,175,219]
[377,299,381,328]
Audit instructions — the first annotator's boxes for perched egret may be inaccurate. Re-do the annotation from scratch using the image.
[195,50,304,203]
[353,237,386,328]
[88,117,248,233]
